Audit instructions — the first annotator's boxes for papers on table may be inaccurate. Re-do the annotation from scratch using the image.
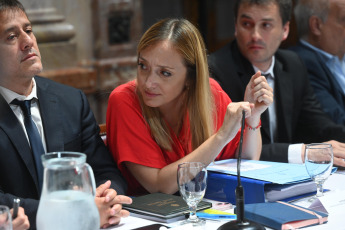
[103,216,157,229]
[294,190,345,230]
[315,190,345,214]
[207,159,337,184]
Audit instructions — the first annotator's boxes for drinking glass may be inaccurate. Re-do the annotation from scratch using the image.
[305,143,333,200]
[177,162,207,226]
[0,205,12,230]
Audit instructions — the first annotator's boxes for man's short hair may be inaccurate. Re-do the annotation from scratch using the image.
[294,0,329,39]
[234,0,292,25]
[0,0,26,14]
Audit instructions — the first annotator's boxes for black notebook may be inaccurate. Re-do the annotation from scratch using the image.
[123,193,212,223]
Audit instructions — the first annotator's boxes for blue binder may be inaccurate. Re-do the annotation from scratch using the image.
[205,171,329,204]
[205,171,270,204]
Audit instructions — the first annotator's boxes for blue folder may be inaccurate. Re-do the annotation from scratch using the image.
[205,171,271,204]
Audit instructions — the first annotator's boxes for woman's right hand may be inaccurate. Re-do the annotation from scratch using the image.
[217,101,254,143]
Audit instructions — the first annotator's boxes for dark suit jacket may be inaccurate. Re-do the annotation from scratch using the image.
[290,41,345,125]
[208,40,345,162]
[0,76,127,229]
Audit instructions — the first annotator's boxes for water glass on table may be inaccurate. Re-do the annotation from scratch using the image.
[304,143,333,201]
[177,162,207,226]
[0,205,12,230]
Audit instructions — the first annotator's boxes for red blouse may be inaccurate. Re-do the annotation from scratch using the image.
[106,78,241,195]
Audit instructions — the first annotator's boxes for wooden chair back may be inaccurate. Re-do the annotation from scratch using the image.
[99,123,107,145]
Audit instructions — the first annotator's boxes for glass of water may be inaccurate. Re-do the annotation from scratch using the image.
[0,205,12,230]
[305,143,333,200]
[177,162,207,226]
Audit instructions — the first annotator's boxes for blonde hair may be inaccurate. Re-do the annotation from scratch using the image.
[137,18,214,151]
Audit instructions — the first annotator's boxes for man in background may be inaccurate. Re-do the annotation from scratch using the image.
[0,0,131,228]
[208,0,345,166]
[291,0,345,125]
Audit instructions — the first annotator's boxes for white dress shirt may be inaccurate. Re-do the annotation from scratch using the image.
[253,57,303,164]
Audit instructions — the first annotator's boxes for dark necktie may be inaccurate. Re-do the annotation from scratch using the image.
[262,73,271,79]
[12,99,44,193]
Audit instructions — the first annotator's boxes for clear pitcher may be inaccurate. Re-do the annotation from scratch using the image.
[36,152,100,230]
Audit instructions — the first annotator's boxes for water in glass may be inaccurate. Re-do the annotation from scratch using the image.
[305,143,333,199]
[0,206,12,230]
[177,162,207,226]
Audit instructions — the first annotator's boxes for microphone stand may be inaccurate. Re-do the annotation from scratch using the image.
[218,110,265,230]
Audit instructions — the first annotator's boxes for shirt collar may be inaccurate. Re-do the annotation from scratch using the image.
[0,78,38,104]
[300,39,345,62]
[253,56,275,79]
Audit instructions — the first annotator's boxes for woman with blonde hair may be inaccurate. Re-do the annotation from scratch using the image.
[106,18,273,195]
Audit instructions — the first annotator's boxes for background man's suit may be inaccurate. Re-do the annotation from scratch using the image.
[0,76,127,229]
[291,41,345,125]
[208,40,345,162]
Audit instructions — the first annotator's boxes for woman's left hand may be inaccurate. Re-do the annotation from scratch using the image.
[244,71,273,119]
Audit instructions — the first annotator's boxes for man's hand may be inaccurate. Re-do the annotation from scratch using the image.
[11,207,30,230]
[244,71,274,118]
[95,180,132,229]
[302,141,345,167]
[324,140,345,167]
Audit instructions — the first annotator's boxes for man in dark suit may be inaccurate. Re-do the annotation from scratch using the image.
[209,0,345,166]
[291,0,345,125]
[0,1,131,229]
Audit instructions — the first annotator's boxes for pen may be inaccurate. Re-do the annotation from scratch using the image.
[196,212,236,220]
[12,198,20,219]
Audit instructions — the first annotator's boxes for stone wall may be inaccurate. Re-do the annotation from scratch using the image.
[20,0,141,123]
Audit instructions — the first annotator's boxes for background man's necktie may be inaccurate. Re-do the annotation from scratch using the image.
[262,73,272,79]
[262,73,274,143]
[11,99,44,193]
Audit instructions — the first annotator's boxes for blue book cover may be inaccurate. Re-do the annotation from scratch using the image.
[241,202,328,230]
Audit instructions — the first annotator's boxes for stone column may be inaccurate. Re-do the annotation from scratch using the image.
[21,0,77,70]
[91,0,142,122]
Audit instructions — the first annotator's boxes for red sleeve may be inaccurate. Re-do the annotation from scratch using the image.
[106,81,168,177]
[209,78,241,160]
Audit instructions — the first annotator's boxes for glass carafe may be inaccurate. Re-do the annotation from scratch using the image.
[36,152,100,230]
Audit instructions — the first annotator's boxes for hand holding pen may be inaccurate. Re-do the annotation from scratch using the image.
[12,198,20,219]
[11,198,30,230]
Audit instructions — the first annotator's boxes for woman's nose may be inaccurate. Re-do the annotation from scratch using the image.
[145,72,157,89]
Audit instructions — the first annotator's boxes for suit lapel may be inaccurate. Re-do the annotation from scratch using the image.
[315,50,345,100]
[0,95,40,189]
[274,59,293,141]
[299,41,345,102]
[232,42,254,90]
[35,77,64,153]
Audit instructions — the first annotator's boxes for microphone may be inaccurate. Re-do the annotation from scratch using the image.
[217,110,264,230]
